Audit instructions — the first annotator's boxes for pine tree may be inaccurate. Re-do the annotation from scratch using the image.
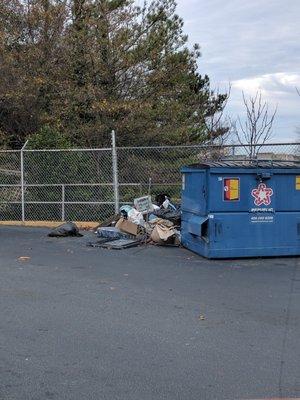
[0,0,228,148]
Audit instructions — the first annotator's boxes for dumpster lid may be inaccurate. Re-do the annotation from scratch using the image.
[186,159,300,169]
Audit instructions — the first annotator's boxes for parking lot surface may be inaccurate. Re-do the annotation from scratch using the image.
[0,226,299,400]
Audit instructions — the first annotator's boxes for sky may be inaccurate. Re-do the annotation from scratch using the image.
[175,0,300,142]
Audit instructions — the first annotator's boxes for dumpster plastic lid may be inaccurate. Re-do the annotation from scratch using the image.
[185,160,300,169]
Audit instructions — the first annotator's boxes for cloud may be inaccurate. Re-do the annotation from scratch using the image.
[175,0,300,141]
[228,73,300,142]
[136,0,300,141]
[232,73,300,96]
[177,0,300,79]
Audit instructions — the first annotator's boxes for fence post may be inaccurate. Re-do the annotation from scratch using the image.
[111,130,120,213]
[61,184,65,221]
[20,140,28,222]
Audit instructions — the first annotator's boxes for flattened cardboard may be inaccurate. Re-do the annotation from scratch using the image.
[116,218,139,236]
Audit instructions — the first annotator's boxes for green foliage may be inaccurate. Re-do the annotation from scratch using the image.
[0,0,228,149]
[27,126,72,149]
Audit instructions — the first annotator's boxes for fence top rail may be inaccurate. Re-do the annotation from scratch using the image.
[23,147,113,153]
[0,142,299,153]
[115,142,300,150]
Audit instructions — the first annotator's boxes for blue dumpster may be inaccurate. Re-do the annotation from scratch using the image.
[181,161,300,258]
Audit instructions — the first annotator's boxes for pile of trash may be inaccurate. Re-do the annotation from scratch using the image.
[91,194,181,250]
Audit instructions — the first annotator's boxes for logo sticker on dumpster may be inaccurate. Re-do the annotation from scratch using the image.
[251,183,273,206]
[223,178,240,201]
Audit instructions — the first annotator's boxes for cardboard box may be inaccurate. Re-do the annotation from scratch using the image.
[116,218,144,237]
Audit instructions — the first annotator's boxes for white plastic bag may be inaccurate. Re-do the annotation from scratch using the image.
[128,208,145,226]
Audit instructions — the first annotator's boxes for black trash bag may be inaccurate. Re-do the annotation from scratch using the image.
[48,222,83,237]
[155,193,171,207]
[153,207,181,226]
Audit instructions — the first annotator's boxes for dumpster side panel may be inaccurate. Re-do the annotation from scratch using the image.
[210,211,298,248]
[181,169,207,215]
[182,212,300,259]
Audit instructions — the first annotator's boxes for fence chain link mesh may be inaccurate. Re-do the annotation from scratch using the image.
[0,151,22,219]
[0,142,299,221]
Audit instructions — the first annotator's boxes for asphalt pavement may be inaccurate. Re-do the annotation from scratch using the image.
[0,226,299,400]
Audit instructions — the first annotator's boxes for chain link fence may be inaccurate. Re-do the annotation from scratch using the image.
[0,138,299,222]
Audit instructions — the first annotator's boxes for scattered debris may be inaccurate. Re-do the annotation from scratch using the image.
[18,256,31,261]
[119,205,133,218]
[86,238,115,247]
[153,207,181,226]
[87,192,182,250]
[134,195,154,214]
[97,214,120,228]
[116,217,145,237]
[155,193,171,207]
[97,238,142,250]
[48,222,83,237]
[97,226,133,240]
[127,208,145,226]
[150,219,177,244]
[97,279,109,284]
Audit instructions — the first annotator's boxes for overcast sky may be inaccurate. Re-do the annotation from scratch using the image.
[175,0,300,142]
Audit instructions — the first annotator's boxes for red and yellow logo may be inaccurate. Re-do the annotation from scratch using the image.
[223,178,240,201]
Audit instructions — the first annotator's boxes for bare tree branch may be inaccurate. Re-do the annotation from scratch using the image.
[234,90,277,158]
